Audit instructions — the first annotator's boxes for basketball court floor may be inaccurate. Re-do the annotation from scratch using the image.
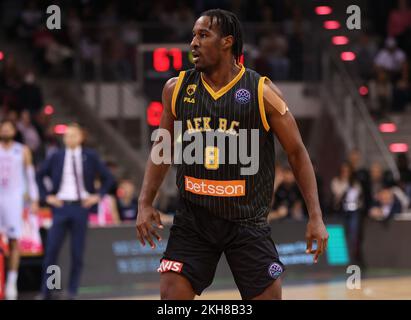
[127,276,411,300]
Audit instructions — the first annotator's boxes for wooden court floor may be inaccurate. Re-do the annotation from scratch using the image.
[131,276,411,300]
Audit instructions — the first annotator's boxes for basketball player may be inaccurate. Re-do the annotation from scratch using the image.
[0,120,39,300]
[136,9,329,300]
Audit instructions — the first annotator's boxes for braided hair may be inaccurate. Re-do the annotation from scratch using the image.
[201,9,243,63]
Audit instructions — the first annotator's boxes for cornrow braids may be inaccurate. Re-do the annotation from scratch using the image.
[201,9,243,63]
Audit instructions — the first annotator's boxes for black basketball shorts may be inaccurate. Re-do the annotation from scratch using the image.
[158,201,285,299]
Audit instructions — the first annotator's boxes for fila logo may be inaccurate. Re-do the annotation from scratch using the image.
[157,259,184,273]
[184,97,195,103]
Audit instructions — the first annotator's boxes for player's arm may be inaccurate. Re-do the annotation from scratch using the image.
[136,77,178,249]
[263,79,329,263]
[23,146,39,214]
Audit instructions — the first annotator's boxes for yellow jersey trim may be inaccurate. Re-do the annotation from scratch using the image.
[201,64,246,100]
[171,71,186,118]
[258,76,270,131]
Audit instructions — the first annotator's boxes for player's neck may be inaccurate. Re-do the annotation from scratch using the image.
[201,60,241,92]
[0,140,14,149]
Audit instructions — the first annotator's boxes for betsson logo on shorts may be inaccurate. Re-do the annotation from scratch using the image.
[157,259,184,273]
[185,176,245,197]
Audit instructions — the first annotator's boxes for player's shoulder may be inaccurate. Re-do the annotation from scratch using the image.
[245,67,284,99]
[263,79,284,100]
[248,70,288,116]
[244,67,261,78]
[12,141,25,152]
[163,68,196,95]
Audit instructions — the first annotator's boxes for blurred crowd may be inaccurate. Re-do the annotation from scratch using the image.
[269,150,411,223]
[2,0,309,81]
[268,149,411,263]
[355,0,411,116]
[2,0,410,265]
[0,55,59,165]
[5,44,410,229]
[0,52,140,224]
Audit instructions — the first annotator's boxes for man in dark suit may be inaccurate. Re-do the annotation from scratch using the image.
[37,123,114,299]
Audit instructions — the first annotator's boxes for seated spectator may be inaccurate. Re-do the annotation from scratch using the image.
[369,187,402,221]
[370,161,409,211]
[387,0,411,39]
[391,183,410,212]
[330,162,351,214]
[268,167,305,221]
[116,179,138,222]
[374,37,409,112]
[369,69,392,118]
[369,162,395,197]
[374,37,407,80]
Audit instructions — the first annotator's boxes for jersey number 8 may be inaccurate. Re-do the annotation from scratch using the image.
[204,146,219,170]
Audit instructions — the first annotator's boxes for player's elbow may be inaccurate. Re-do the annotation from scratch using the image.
[286,144,308,164]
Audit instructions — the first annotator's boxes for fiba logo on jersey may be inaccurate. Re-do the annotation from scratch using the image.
[235,88,251,104]
[268,262,283,279]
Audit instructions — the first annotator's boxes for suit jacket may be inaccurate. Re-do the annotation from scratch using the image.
[36,147,115,203]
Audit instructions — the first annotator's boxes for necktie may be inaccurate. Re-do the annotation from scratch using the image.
[72,153,82,201]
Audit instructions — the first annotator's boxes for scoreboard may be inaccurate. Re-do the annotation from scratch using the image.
[137,44,193,104]
[137,44,248,126]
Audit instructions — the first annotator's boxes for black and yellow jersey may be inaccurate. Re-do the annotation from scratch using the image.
[172,64,276,227]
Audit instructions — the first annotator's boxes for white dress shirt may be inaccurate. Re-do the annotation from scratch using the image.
[57,147,89,201]
[374,48,406,73]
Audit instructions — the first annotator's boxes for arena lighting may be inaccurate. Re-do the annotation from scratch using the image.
[324,20,340,30]
[389,143,408,153]
[147,101,163,126]
[54,124,67,135]
[359,86,368,96]
[379,123,397,133]
[315,6,332,15]
[332,36,349,45]
[341,51,356,61]
[0,51,4,61]
[44,104,54,115]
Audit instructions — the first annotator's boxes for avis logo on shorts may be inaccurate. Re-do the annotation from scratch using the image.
[157,259,184,273]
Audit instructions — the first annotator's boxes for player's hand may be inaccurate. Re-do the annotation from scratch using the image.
[82,194,101,209]
[305,216,329,263]
[30,201,40,214]
[136,205,164,249]
[46,195,63,208]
